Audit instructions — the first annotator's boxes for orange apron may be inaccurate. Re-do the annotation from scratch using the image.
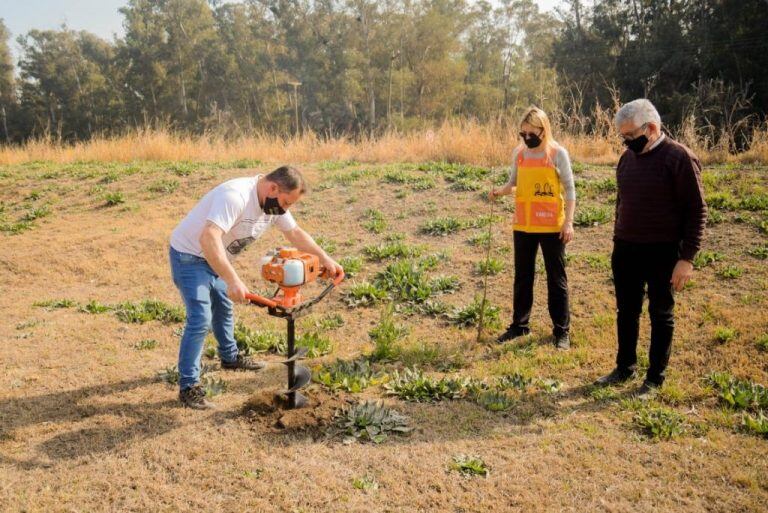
[513,145,565,233]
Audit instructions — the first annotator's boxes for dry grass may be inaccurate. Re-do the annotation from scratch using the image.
[2,121,767,167]
[0,157,766,511]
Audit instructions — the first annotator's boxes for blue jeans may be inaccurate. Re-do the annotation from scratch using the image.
[169,246,239,390]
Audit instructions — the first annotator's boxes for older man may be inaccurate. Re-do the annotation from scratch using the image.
[169,166,343,409]
[594,99,707,398]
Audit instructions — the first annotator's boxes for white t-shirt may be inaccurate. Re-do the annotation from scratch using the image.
[170,175,297,260]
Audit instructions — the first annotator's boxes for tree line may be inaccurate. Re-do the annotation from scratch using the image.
[0,0,766,148]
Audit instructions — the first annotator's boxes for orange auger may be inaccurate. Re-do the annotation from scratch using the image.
[245,247,345,409]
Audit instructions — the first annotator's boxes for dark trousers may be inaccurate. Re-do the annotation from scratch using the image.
[611,239,678,385]
[512,230,570,337]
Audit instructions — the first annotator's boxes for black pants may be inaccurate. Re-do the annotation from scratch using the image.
[611,239,678,385]
[512,231,570,337]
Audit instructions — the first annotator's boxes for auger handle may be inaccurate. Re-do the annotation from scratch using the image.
[244,293,278,308]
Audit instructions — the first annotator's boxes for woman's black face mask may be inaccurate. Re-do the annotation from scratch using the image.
[519,131,542,149]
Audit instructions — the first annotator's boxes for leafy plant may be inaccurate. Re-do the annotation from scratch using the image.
[34,298,76,309]
[634,406,686,440]
[448,455,489,477]
[104,191,125,206]
[315,313,345,330]
[713,326,737,344]
[79,299,112,314]
[363,241,423,261]
[420,217,465,236]
[315,358,382,392]
[135,338,158,350]
[692,250,724,269]
[385,368,469,402]
[159,365,180,385]
[741,410,768,438]
[334,400,411,444]
[430,275,461,293]
[368,307,408,362]
[707,372,768,411]
[756,333,768,352]
[292,331,333,358]
[718,265,743,279]
[447,297,501,328]
[496,372,532,391]
[342,281,389,307]
[201,375,229,397]
[234,322,284,355]
[746,244,768,260]
[351,475,379,491]
[148,179,180,194]
[114,300,184,324]
[339,256,363,278]
[474,258,504,276]
[475,390,517,412]
[374,260,434,303]
[574,206,611,226]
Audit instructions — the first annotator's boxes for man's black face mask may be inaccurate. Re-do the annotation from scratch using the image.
[623,124,649,154]
[262,196,286,215]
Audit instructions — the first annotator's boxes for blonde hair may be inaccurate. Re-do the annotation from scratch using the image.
[520,106,555,149]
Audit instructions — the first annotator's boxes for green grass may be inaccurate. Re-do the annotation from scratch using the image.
[746,244,768,260]
[148,179,180,194]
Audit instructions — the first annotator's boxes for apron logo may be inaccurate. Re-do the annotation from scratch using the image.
[534,182,555,197]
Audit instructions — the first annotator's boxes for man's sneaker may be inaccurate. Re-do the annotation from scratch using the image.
[554,333,570,350]
[496,324,530,343]
[594,367,636,386]
[179,384,216,410]
[637,380,661,400]
[221,354,266,371]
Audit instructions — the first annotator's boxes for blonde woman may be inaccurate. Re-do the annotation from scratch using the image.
[490,106,576,349]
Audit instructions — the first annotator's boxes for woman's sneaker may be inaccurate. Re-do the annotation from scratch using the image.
[496,324,530,343]
[179,384,216,410]
[554,333,570,350]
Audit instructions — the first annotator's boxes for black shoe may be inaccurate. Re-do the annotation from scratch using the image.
[221,354,266,371]
[637,380,661,400]
[594,367,636,386]
[554,333,570,350]
[496,324,530,343]
[179,384,216,410]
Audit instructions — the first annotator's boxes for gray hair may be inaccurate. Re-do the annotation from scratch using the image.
[615,99,662,129]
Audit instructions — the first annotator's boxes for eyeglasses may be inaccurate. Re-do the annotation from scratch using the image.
[620,123,648,141]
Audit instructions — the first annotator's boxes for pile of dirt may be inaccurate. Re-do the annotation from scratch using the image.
[241,385,353,434]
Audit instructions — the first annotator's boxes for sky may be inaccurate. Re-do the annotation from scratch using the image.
[1,0,566,64]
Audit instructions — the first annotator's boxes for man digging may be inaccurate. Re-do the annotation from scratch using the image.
[169,166,343,409]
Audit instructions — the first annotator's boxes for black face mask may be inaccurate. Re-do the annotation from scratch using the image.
[523,134,542,149]
[623,135,648,154]
[262,196,286,215]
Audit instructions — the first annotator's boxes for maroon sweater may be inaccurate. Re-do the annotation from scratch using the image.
[614,136,707,261]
